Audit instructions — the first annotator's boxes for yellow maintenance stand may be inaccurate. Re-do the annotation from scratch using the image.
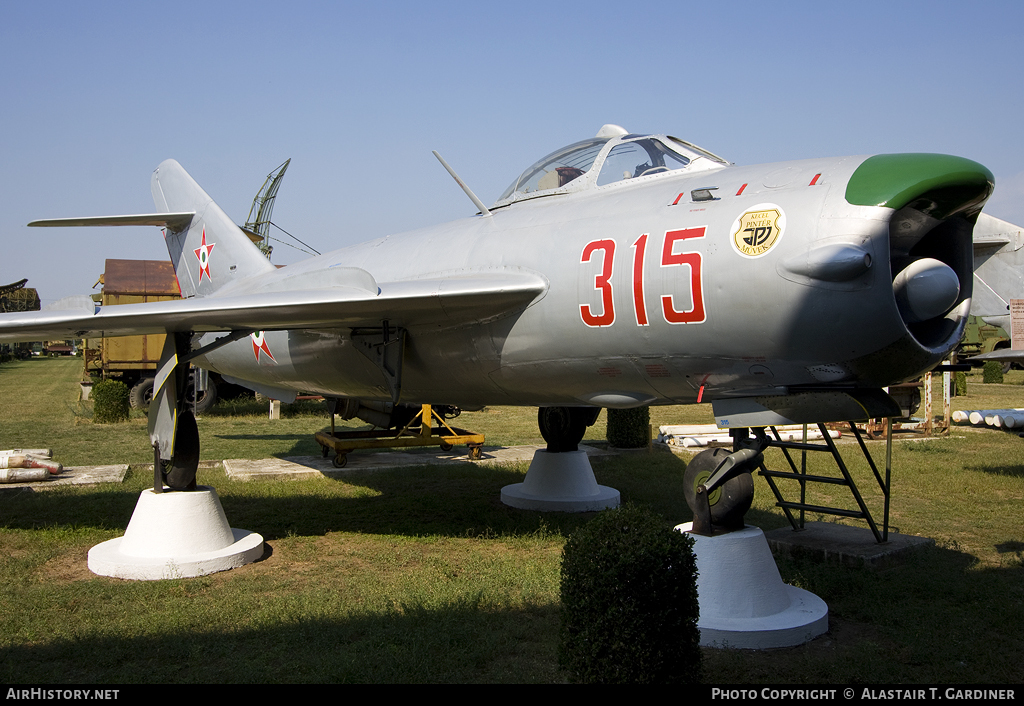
[314,404,484,468]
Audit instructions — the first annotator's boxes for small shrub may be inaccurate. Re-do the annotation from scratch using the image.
[606,406,651,448]
[92,379,130,423]
[954,371,967,397]
[559,504,702,684]
[983,361,1004,384]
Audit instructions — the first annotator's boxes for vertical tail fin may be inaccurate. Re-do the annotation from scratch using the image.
[151,159,276,298]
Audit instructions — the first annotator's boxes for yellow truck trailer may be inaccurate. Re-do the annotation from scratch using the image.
[85,259,216,412]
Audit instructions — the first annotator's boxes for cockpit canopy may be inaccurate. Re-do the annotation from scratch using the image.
[492,125,729,209]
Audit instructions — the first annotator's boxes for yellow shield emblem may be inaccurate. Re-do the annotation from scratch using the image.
[731,205,785,258]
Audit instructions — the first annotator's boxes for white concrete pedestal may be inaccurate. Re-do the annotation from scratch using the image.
[88,486,264,580]
[501,449,619,512]
[676,523,828,649]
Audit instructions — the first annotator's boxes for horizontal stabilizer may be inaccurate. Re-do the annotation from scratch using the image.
[28,213,195,231]
[0,271,547,343]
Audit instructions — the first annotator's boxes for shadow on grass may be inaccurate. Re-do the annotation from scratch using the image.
[966,461,1024,478]
[212,433,327,441]
[0,596,562,684]
[706,542,1024,683]
[3,447,1023,683]
[3,534,1021,683]
[208,430,349,457]
[0,450,707,541]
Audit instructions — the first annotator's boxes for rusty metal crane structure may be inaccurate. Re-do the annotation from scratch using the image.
[242,158,290,259]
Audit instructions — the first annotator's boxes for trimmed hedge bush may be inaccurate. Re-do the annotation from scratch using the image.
[983,361,1004,384]
[559,504,702,684]
[606,406,650,449]
[92,379,130,423]
[954,371,968,397]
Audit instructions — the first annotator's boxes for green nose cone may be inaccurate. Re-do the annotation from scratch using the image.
[845,153,994,219]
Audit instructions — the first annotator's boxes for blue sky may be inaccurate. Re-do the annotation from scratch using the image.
[2,0,1022,304]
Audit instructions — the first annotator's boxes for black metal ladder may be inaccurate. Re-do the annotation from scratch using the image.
[755,420,893,543]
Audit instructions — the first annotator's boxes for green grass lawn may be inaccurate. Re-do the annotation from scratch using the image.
[1,357,1022,683]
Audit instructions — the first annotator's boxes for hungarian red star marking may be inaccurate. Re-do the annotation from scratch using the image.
[251,331,275,362]
[193,227,215,282]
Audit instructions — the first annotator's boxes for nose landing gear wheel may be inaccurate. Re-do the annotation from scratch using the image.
[683,447,755,529]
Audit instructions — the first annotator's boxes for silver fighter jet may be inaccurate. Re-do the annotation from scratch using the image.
[0,124,994,498]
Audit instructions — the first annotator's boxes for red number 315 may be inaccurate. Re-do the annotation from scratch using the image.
[580,227,706,327]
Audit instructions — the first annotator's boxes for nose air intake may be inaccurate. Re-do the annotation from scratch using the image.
[846,153,994,351]
[892,257,960,324]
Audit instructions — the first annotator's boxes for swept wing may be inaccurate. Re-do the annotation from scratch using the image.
[0,271,547,342]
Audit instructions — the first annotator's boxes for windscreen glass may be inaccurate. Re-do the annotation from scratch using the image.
[596,138,691,186]
[497,137,610,203]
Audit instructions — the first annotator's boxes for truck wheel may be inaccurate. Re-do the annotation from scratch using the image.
[992,346,1014,374]
[130,378,155,410]
[188,377,217,415]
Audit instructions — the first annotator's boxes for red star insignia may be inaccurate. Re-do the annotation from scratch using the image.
[193,227,216,282]
[251,331,275,362]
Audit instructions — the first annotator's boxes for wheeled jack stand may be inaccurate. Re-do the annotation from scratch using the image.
[314,403,484,468]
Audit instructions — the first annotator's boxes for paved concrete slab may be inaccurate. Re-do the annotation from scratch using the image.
[224,443,613,481]
[0,464,129,490]
[764,521,934,569]
[0,445,619,488]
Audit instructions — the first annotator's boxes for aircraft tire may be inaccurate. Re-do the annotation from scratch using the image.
[163,409,200,491]
[130,378,155,411]
[683,448,754,529]
[538,407,588,453]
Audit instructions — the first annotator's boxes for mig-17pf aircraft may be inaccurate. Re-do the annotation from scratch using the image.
[0,124,994,526]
